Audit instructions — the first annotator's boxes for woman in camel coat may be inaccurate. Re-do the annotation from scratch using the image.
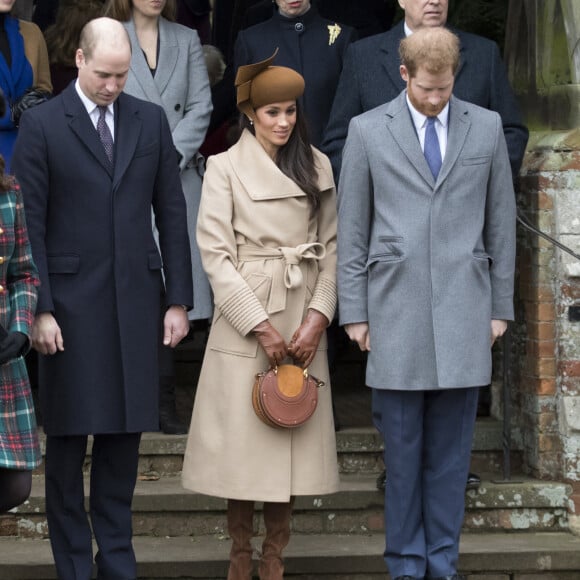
[182,54,339,580]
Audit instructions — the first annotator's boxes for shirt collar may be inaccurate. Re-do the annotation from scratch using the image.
[74,79,114,118]
[405,93,450,133]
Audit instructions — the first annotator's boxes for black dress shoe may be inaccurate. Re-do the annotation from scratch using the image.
[394,576,421,580]
[428,575,466,580]
[466,472,481,490]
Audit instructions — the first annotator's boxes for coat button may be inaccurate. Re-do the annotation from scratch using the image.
[0,257,4,264]
[0,285,4,292]
[295,22,304,32]
[174,104,181,111]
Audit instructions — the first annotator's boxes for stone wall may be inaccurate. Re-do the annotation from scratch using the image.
[515,129,580,532]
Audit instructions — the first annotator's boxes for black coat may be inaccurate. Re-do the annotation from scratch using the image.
[322,21,529,179]
[12,85,193,436]
[234,7,356,146]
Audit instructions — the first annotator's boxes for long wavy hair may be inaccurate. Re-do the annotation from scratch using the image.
[104,0,176,21]
[44,0,105,66]
[240,102,321,213]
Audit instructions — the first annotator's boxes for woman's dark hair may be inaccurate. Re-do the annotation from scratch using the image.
[240,102,320,212]
[45,0,105,67]
[0,156,14,192]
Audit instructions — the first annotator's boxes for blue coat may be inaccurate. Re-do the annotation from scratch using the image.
[322,22,529,179]
[234,6,356,146]
[12,85,193,435]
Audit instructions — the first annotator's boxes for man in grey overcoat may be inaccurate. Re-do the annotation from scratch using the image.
[337,27,516,580]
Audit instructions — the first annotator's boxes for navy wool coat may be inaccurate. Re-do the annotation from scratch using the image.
[12,85,193,436]
[322,21,529,179]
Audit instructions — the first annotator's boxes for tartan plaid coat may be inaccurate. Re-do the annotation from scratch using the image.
[0,180,40,470]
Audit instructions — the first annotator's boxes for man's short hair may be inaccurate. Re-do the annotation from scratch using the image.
[399,27,460,77]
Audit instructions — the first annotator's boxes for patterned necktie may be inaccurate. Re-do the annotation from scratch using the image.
[424,116,442,179]
[97,106,114,164]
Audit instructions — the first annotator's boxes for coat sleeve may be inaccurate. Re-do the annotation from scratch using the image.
[484,112,517,320]
[336,117,372,326]
[12,108,53,313]
[196,155,268,336]
[171,29,213,171]
[308,154,337,323]
[21,20,52,93]
[486,41,528,178]
[6,183,39,338]
[320,42,363,181]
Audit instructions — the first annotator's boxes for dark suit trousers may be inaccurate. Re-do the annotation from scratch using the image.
[45,433,142,580]
[372,387,478,579]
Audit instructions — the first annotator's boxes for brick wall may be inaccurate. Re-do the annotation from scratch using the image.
[514,129,580,530]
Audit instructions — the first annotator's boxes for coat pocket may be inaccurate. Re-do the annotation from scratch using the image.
[462,155,491,166]
[367,236,405,266]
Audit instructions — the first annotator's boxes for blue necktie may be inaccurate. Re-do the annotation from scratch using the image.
[424,116,442,179]
[97,106,114,164]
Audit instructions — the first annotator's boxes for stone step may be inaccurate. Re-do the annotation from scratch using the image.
[3,474,569,540]
[1,531,580,579]
[33,422,523,477]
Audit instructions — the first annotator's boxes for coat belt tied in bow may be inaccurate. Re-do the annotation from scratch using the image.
[237,243,326,314]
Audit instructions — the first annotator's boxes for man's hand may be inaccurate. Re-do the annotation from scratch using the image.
[163,305,189,348]
[345,322,371,352]
[491,319,508,346]
[32,312,64,355]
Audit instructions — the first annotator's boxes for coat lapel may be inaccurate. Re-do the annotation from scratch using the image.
[63,84,113,177]
[385,92,435,188]
[228,130,307,200]
[378,23,406,96]
[436,96,470,186]
[124,19,163,107]
[112,93,141,191]
[153,18,179,96]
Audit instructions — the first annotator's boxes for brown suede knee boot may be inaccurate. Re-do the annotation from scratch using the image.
[227,499,255,580]
[258,500,293,580]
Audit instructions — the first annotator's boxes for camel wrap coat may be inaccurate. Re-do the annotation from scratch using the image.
[182,130,340,502]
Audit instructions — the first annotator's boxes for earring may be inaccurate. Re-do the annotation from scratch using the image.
[250,119,254,125]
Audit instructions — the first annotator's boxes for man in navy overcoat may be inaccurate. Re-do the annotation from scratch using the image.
[12,17,193,580]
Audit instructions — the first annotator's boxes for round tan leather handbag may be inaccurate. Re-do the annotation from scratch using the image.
[252,364,323,429]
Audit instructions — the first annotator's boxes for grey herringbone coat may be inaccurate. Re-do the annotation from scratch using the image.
[337,93,516,390]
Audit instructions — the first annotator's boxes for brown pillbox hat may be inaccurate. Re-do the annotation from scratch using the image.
[235,49,305,119]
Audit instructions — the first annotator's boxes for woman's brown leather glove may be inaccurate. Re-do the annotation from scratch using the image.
[287,309,329,368]
[253,320,287,366]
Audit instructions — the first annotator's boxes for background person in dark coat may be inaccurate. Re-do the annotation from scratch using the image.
[321,0,529,180]
[12,17,193,580]
[234,0,356,147]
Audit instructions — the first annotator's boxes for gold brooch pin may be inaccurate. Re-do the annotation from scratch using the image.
[328,23,341,46]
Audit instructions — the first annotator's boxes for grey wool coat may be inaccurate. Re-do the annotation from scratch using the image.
[337,93,516,390]
[182,130,340,502]
[123,17,213,320]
